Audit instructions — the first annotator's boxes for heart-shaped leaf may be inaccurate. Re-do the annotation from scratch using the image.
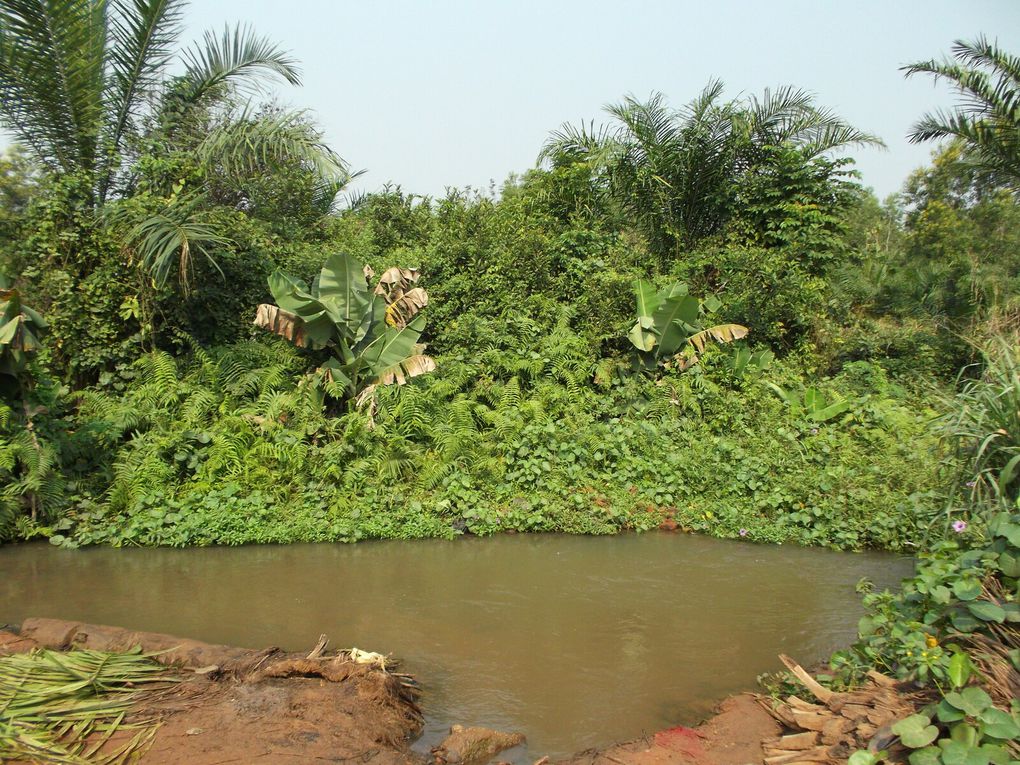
[894,714,940,748]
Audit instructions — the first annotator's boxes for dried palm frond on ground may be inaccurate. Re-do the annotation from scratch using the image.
[758,655,926,764]
[0,648,176,764]
[960,629,1020,712]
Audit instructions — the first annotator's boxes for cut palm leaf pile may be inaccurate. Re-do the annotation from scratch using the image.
[0,648,176,764]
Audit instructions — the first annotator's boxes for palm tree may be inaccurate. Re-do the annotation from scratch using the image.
[904,36,1020,191]
[540,81,882,258]
[0,0,352,287]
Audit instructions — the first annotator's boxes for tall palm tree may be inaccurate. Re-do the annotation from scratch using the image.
[540,81,882,257]
[0,0,352,287]
[904,35,1020,191]
[0,0,348,204]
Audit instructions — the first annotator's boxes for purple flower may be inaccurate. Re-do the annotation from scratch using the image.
[952,520,968,533]
[739,528,748,537]
[810,428,819,435]
[965,481,976,488]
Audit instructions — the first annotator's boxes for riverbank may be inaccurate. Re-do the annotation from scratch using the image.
[1,618,424,764]
[0,618,795,765]
[1,534,914,754]
[1,618,938,765]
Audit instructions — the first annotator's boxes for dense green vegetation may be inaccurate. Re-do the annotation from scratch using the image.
[0,3,1017,758]
[0,2,1015,556]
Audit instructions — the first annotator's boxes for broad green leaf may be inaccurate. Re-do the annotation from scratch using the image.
[947,652,973,689]
[633,279,662,325]
[804,387,822,410]
[908,748,942,765]
[268,270,314,313]
[20,304,47,328]
[1000,523,1020,547]
[997,551,1020,578]
[0,315,21,344]
[893,714,940,748]
[949,722,978,747]
[358,314,426,376]
[653,294,700,356]
[661,282,689,299]
[950,609,982,633]
[977,744,1010,765]
[998,455,1020,495]
[945,687,993,716]
[938,698,967,722]
[968,602,1006,623]
[849,751,883,765]
[978,708,1020,740]
[938,739,992,765]
[808,400,851,423]
[317,252,372,333]
[953,579,983,601]
[628,322,658,352]
[351,295,387,349]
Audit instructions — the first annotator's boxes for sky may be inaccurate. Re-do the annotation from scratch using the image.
[27,1,1020,200]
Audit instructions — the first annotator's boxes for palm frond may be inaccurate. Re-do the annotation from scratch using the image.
[904,36,1020,188]
[196,108,352,187]
[101,0,186,199]
[0,0,107,175]
[176,22,300,104]
[110,194,232,292]
[744,85,883,155]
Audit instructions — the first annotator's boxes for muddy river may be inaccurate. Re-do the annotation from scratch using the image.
[1,532,912,757]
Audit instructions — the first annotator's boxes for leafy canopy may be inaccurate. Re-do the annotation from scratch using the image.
[540,82,882,258]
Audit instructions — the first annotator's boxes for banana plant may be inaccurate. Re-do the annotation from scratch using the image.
[765,382,851,423]
[627,279,748,370]
[0,274,47,382]
[254,252,435,404]
[724,346,775,381]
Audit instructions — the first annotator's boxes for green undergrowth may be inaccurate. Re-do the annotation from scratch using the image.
[41,321,946,551]
[772,344,1020,765]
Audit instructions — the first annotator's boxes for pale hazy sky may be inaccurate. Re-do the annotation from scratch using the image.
[20,1,1020,199]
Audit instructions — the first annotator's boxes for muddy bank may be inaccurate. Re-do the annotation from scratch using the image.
[3,618,425,765]
[556,694,781,765]
[2,619,909,765]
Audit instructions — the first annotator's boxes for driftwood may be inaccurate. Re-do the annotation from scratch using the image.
[758,656,923,765]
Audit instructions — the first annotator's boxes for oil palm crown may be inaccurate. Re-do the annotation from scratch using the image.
[904,36,1020,191]
[0,0,315,204]
[540,81,882,256]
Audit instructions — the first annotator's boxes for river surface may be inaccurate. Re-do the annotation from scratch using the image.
[0,533,912,757]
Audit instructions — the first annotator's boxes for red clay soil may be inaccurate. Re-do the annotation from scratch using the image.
[556,694,781,765]
[3,619,780,765]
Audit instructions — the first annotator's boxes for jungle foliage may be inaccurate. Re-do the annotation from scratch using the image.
[0,14,1017,754]
[0,15,1012,568]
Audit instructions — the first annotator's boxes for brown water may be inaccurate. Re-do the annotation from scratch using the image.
[0,533,912,757]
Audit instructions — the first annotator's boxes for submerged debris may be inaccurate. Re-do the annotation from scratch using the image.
[431,724,526,765]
